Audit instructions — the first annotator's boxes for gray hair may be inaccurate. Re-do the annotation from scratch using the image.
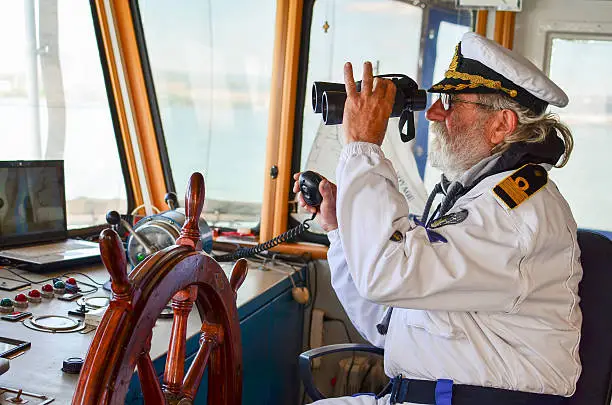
[477,94,574,168]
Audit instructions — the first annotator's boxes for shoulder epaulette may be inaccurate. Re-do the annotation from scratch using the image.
[493,164,548,209]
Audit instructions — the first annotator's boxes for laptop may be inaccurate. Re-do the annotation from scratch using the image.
[0,160,101,271]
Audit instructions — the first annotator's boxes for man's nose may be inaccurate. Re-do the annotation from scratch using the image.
[426,98,447,122]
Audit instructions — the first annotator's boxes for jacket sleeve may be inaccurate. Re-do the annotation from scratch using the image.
[327,228,387,347]
[335,142,526,312]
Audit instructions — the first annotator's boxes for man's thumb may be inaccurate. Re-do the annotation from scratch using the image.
[319,180,331,198]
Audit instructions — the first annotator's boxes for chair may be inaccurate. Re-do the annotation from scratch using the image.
[300,230,612,404]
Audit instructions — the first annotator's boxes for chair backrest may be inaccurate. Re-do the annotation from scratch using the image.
[568,230,612,405]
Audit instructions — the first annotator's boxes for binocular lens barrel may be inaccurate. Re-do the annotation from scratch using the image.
[321,89,427,125]
[312,82,345,113]
[411,90,427,112]
[313,79,427,126]
[322,91,347,125]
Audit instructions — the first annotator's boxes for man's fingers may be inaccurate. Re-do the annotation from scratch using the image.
[384,79,397,103]
[344,62,357,98]
[292,173,300,193]
[297,192,308,209]
[318,182,330,205]
[297,191,318,214]
[372,77,387,95]
[319,180,330,198]
[361,61,373,95]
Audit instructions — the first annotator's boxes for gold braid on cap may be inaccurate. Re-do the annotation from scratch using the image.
[432,44,518,98]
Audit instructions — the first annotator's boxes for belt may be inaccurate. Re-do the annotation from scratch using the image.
[383,376,569,405]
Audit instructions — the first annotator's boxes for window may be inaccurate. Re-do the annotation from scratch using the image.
[137,0,277,228]
[546,35,612,233]
[421,16,471,193]
[0,1,129,229]
[300,0,424,181]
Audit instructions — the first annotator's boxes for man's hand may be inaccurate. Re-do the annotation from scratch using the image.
[343,61,396,146]
[292,172,338,232]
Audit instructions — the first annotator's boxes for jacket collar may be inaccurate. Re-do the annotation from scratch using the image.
[424,132,565,221]
[444,130,565,193]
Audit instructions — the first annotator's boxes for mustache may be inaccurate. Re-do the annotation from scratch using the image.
[429,121,447,138]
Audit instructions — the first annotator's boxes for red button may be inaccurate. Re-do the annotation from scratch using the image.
[66,278,77,285]
[15,294,27,302]
[42,284,53,292]
[28,289,41,298]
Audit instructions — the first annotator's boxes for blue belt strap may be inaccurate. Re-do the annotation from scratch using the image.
[435,379,453,405]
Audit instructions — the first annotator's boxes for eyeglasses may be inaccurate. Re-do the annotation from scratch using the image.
[438,93,496,111]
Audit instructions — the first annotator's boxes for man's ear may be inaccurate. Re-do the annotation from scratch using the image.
[489,109,518,145]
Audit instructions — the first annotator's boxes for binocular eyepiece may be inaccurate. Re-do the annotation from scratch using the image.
[312,75,427,125]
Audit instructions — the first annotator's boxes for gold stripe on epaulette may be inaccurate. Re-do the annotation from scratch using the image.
[493,164,548,209]
[434,70,518,98]
[498,176,530,206]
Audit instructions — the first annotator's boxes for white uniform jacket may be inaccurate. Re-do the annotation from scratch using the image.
[328,142,582,397]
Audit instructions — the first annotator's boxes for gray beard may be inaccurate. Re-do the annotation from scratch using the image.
[428,121,492,182]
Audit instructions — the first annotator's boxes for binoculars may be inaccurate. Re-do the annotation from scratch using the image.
[312,74,428,142]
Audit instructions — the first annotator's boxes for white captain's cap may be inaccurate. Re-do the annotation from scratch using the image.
[429,32,568,114]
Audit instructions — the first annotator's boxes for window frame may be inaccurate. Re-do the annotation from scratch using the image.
[103,0,476,258]
[127,0,176,198]
[89,0,137,216]
[290,0,316,200]
[91,0,169,216]
[543,31,612,75]
[119,0,326,257]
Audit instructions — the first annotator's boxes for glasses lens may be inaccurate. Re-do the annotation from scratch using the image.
[439,94,450,111]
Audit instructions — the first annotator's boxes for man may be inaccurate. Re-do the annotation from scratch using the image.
[294,32,582,404]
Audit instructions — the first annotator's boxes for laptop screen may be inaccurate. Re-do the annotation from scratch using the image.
[0,160,67,248]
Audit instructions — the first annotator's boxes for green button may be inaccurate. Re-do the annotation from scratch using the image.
[136,253,146,262]
[0,298,13,307]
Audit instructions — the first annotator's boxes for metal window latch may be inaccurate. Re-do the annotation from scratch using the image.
[270,165,278,179]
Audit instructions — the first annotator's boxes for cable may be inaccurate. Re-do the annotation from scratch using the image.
[2,266,57,284]
[304,262,315,308]
[357,358,375,394]
[1,267,105,286]
[324,317,352,344]
[75,282,98,296]
[61,272,106,287]
[130,204,160,216]
[1,267,100,295]
[301,260,317,405]
[325,317,381,394]
[214,213,317,262]
[324,316,355,396]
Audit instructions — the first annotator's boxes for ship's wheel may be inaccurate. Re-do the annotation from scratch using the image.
[72,173,247,405]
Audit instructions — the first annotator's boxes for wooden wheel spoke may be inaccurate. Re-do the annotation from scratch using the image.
[162,286,198,396]
[137,343,165,404]
[182,322,224,400]
[230,259,248,297]
[74,173,243,404]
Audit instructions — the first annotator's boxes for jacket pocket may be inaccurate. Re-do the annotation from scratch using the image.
[401,308,465,339]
